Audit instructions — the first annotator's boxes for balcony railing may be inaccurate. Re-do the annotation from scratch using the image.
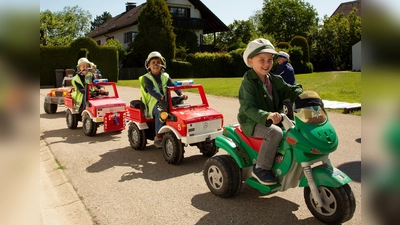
[172,17,207,30]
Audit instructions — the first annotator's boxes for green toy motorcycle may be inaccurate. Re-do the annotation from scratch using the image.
[203,91,356,224]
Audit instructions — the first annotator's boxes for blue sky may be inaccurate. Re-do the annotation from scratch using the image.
[39,0,363,25]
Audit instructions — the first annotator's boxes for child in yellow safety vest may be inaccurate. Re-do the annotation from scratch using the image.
[140,51,188,148]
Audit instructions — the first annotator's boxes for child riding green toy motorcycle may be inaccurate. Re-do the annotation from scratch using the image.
[203,91,356,224]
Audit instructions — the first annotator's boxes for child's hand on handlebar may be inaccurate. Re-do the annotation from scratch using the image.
[267,112,282,125]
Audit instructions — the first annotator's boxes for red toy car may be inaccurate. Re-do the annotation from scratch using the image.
[127,81,224,165]
[64,79,126,136]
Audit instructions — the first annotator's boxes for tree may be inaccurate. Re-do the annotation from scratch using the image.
[40,6,92,46]
[91,12,112,31]
[103,39,127,65]
[348,9,361,47]
[312,12,355,71]
[219,20,256,47]
[259,0,319,43]
[174,28,199,54]
[129,0,176,67]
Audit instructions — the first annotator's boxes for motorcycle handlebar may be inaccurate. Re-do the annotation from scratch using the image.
[265,113,285,127]
[265,119,273,127]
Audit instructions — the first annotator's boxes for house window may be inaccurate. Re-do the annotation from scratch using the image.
[169,7,190,18]
[96,40,101,45]
[124,32,137,44]
[106,36,114,41]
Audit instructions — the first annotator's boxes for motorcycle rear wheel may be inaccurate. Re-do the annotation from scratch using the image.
[203,155,242,198]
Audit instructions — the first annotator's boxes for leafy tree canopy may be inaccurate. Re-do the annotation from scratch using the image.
[130,0,176,65]
[260,0,319,42]
[40,6,92,46]
[103,39,127,64]
[91,12,112,31]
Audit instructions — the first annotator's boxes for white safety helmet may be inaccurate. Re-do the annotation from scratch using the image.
[76,57,92,68]
[145,51,166,70]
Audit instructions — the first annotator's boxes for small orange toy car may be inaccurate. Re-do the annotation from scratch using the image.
[43,75,74,114]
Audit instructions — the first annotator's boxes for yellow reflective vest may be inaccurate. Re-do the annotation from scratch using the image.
[139,72,169,118]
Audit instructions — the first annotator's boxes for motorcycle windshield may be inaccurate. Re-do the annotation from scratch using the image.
[294,106,327,125]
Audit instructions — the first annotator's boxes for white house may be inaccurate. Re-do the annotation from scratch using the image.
[86,0,228,50]
[352,41,361,71]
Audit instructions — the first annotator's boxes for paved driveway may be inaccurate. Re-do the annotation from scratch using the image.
[40,86,361,225]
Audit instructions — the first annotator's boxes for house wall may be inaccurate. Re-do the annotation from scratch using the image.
[352,41,361,71]
[167,0,203,45]
[94,26,138,49]
[167,0,201,18]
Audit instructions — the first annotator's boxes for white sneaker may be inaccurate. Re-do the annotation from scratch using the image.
[154,136,162,148]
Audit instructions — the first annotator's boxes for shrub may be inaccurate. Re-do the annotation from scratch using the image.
[188,52,233,78]
[103,39,127,65]
[229,48,248,77]
[290,36,310,62]
[168,60,193,78]
[40,37,118,86]
[276,42,290,49]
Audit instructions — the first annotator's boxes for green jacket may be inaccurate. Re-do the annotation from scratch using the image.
[237,69,303,136]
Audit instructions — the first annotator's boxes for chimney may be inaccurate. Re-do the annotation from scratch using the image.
[126,2,137,12]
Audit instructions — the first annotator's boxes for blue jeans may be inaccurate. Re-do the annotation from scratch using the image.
[252,123,283,170]
[152,104,165,134]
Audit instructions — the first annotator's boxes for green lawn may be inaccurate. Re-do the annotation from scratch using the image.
[117,71,361,114]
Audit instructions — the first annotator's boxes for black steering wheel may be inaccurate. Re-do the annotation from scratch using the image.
[172,96,185,106]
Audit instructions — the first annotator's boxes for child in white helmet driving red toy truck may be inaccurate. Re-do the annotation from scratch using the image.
[71,58,105,112]
[140,51,188,148]
[238,38,303,185]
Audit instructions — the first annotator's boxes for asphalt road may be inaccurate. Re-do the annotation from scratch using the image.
[40,86,361,225]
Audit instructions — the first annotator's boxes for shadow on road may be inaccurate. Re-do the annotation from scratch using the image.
[86,146,208,182]
[337,161,361,183]
[41,127,123,145]
[40,111,66,119]
[191,190,324,225]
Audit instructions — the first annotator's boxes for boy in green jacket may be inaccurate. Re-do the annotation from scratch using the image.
[238,38,303,185]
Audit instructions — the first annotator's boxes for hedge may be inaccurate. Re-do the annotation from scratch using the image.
[40,37,118,87]
[121,46,313,81]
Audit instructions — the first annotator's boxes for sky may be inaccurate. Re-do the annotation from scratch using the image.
[39,0,364,26]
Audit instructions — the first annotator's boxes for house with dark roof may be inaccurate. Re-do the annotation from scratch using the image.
[86,0,228,51]
[331,0,361,17]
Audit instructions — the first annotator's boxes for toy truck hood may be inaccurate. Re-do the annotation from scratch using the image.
[89,98,126,108]
[172,106,223,123]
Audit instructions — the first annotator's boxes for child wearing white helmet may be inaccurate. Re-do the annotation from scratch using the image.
[71,57,105,111]
[140,51,188,148]
[71,57,93,111]
[238,38,303,185]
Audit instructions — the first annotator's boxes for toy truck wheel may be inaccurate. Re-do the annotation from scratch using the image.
[128,123,146,150]
[198,140,219,157]
[203,155,242,198]
[162,132,184,165]
[82,114,97,136]
[283,100,294,120]
[44,102,57,114]
[66,110,78,129]
[304,184,356,224]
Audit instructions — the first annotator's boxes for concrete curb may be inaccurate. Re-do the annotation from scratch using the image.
[40,137,94,225]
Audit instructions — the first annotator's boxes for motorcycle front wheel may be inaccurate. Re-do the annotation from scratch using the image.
[304,184,356,224]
